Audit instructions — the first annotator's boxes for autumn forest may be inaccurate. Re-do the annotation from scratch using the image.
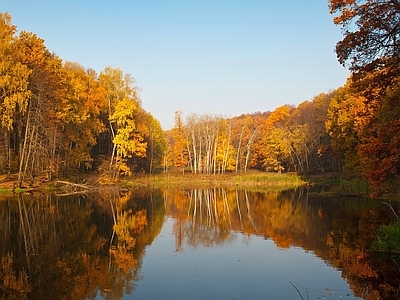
[1,0,400,196]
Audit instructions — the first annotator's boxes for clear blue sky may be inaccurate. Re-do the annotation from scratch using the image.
[1,0,349,129]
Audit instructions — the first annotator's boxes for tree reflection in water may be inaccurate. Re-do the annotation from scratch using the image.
[163,187,400,299]
[0,187,399,299]
[0,189,165,300]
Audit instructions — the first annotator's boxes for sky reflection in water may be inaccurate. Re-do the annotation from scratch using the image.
[1,187,398,300]
[129,218,358,300]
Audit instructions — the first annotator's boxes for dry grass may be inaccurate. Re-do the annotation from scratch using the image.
[121,172,306,190]
[0,171,306,195]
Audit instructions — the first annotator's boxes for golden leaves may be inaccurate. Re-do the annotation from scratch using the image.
[0,21,32,129]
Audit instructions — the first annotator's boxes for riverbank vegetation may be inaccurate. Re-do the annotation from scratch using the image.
[122,172,306,190]
[371,218,400,253]
[0,172,306,196]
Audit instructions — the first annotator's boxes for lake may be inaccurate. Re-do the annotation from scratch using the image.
[0,187,399,299]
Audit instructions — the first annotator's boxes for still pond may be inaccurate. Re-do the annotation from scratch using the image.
[0,187,399,299]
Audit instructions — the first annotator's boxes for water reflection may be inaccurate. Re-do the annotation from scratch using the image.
[0,189,165,300]
[164,188,400,299]
[0,188,399,299]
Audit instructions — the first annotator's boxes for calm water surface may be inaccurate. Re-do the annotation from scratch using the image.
[0,187,399,299]
[133,218,355,300]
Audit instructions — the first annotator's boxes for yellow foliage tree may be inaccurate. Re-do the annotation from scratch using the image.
[99,67,147,177]
[110,97,147,176]
[0,13,31,130]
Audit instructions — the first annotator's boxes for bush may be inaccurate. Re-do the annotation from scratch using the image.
[371,219,400,253]
[338,178,370,195]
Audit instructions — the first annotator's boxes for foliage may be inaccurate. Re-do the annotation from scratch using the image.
[371,218,400,253]
[329,0,400,89]
[99,67,148,177]
[0,14,162,182]
[326,82,362,174]
[357,81,400,195]
[337,178,370,195]
[59,62,107,170]
[1,10,400,199]
[325,73,400,196]
[169,111,188,172]
[110,98,147,157]
[0,13,31,130]
[327,1,400,195]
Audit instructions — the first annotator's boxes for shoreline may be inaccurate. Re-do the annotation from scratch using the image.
[0,172,306,195]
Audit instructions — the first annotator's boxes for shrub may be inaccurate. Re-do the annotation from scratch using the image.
[371,219,400,253]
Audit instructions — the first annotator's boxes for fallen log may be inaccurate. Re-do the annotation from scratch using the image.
[56,180,94,189]
[55,190,89,197]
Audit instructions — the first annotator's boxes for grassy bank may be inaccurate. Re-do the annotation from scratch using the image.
[0,172,306,196]
[301,174,374,198]
[121,172,306,190]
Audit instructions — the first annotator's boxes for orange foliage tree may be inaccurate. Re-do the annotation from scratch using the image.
[329,0,400,89]
[357,82,400,195]
[329,0,400,194]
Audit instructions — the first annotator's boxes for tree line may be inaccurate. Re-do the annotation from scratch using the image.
[165,0,400,196]
[0,12,165,186]
[1,0,400,196]
[164,95,333,176]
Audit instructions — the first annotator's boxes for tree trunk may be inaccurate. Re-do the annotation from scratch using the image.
[235,126,244,174]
